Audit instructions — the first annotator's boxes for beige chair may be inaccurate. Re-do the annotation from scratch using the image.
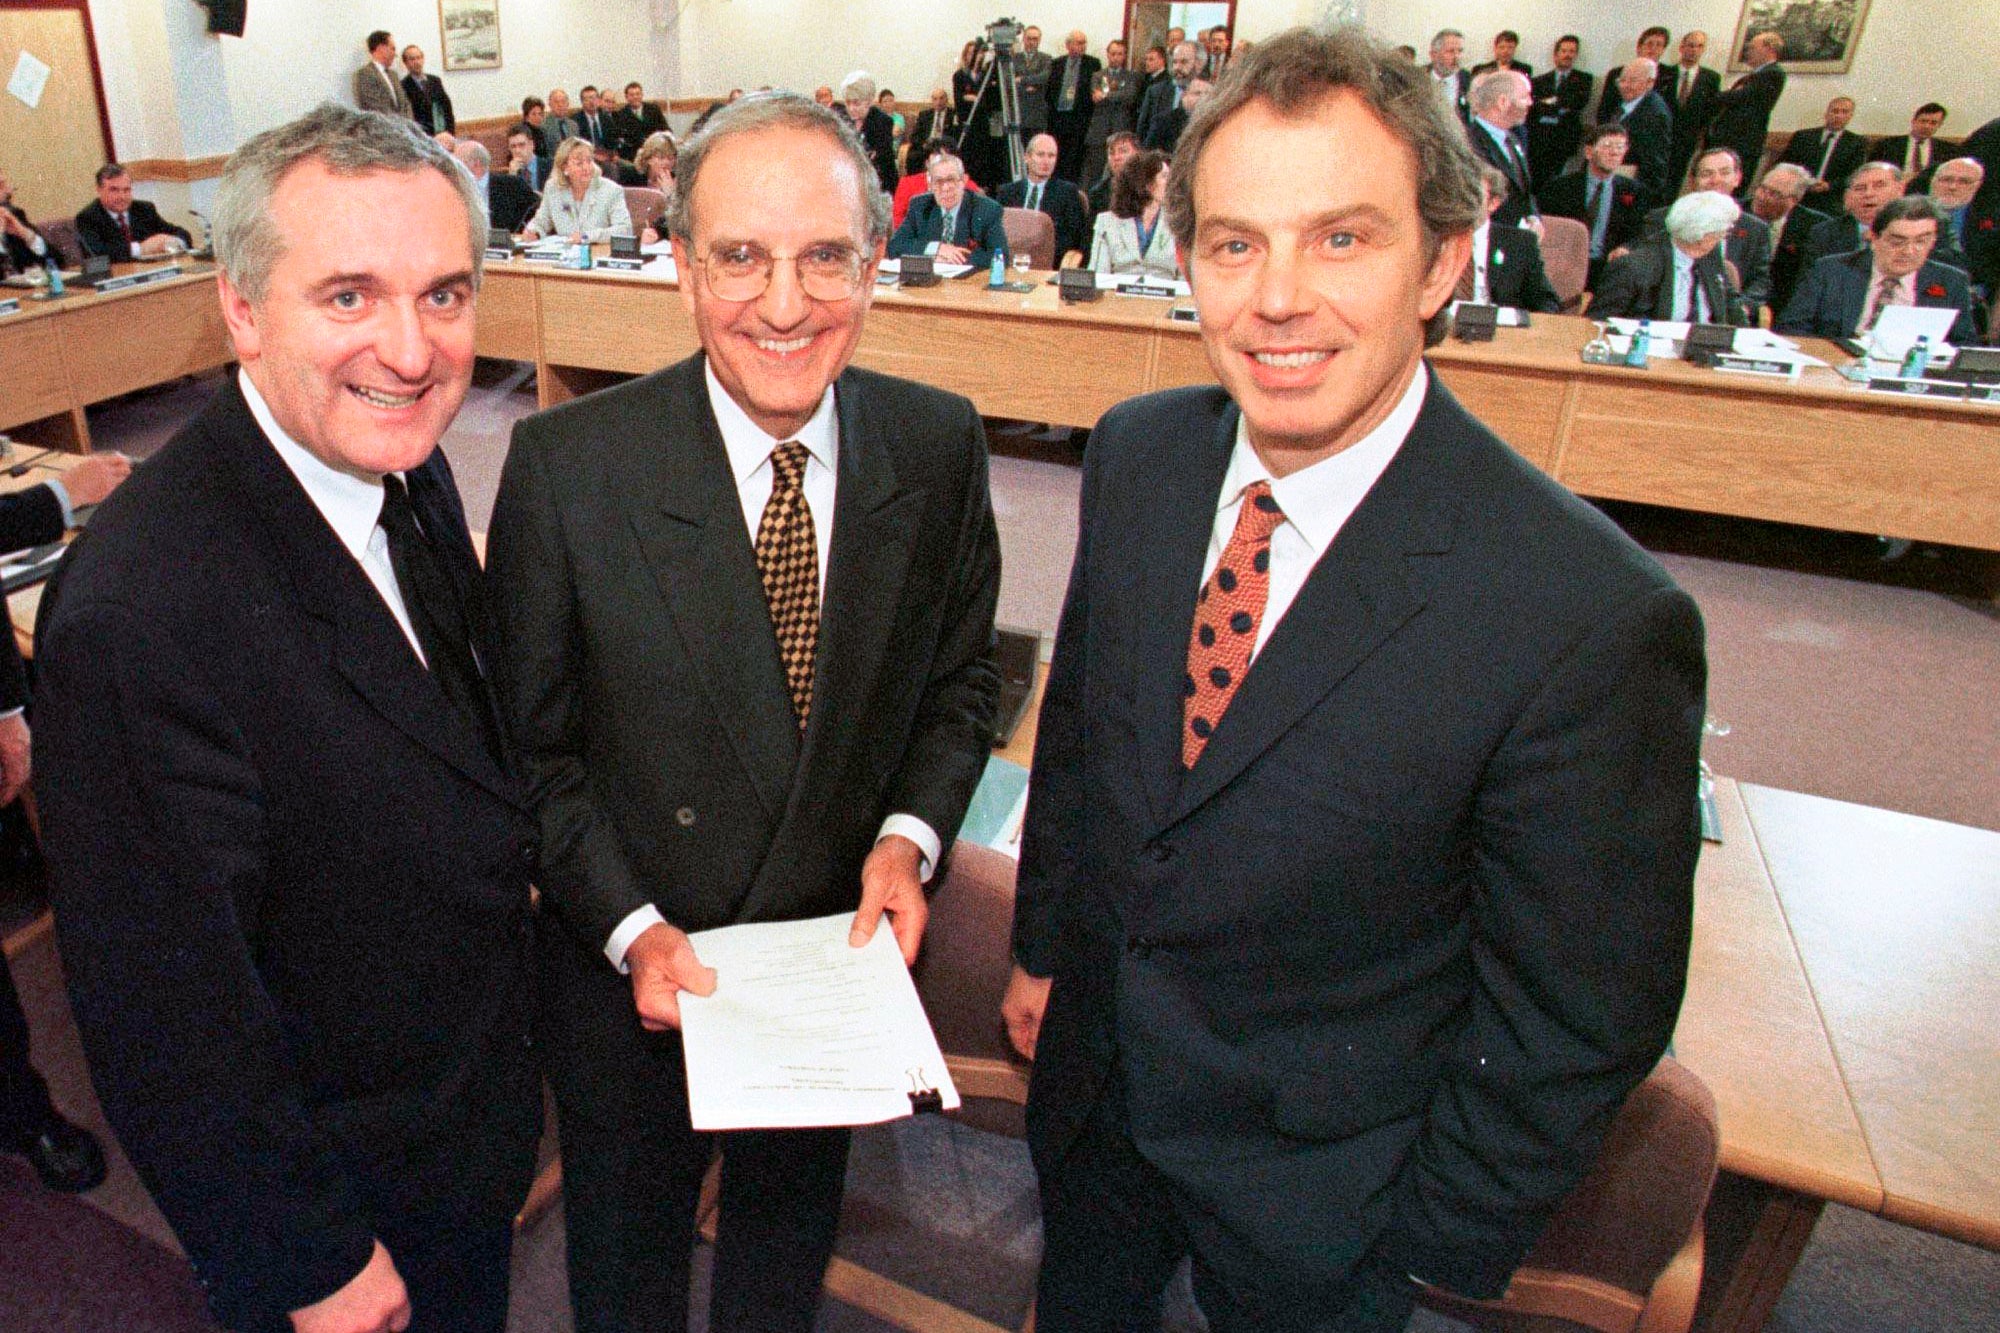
[1001,206,1054,271]
[35,216,85,269]
[623,186,667,236]
[1538,215,1590,314]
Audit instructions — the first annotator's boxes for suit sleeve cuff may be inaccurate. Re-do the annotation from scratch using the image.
[877,814,941,883]
[606,903,666,973]
[44,479,76,529]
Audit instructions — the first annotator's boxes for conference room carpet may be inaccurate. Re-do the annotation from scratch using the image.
[4,367,1992,1329]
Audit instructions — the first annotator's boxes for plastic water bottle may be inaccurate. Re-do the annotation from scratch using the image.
[1624,319,1650,367]
[990,248,1007,289]
[45,260,64,297]
[1900,335,1931,380]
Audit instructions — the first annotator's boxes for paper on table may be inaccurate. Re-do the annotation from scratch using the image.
[640,255,678,279]
[878,257,975,279]
[1864,305,1959,362]
[677,913,960,1130]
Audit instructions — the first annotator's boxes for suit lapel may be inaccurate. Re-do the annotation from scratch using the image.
[623,358,800,821]
[1166,378,1460,829]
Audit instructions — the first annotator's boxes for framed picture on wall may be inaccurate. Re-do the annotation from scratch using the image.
[440,0,502,71]
[1728,0,1870,74]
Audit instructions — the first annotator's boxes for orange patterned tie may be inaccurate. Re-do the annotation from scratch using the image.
[754,443,819,728]
[1183,480,1284,767]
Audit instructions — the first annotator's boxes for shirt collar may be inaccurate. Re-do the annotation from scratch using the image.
[1867,265,1917,298]
[1672,245,1697,277]
[1218,361,1427,559]
[1472,115,1510,144]
[704,358,838,485]
[238,368,390,565]
[1621,96,1645,115]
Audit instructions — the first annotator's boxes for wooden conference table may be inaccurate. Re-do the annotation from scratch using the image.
[477,256,2000,554]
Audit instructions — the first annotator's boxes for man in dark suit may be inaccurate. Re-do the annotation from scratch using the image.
[1527,36,1593,186]
[35,105,540,1333]
[487,93,1000,1333]
[73,164,192,260]
[1424,28,1472,123]
[1542,124,1650,287]
[1469,28,1532,79]
[610,81,668,160]
[1755,164,1830,317]
[1778,196,1979,344]
[454,140,538,234]
[912,87,959,153]
[1046,31,1101,187]
[400,44,454,136]
[1144,75,1210,154]
[1873,103,1949,182]
[1592,192,1749,325]
[504,123,552,194]
[1593,25,1672,123]
[1661,30,1720,191]
[1466,68,1538,227]
[998,133,1088,264]
[1136,39,1200,148]
[1609,59,1674,201]
[0,165,53,274]
[1705,31,1785,185]
[1632,148,1771,319]
[1468,167,1560,312]
[574,86,615,152]
[1777,97,1869,201]
[1016,24,1054,136]
[1803,161,1904,268]
[1927,157,1996,301]
[888,147,1008,268]
[1005,30,1703,1333]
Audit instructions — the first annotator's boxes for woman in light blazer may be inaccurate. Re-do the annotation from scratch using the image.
[521,138,633,243]
[1088,148,1178,280]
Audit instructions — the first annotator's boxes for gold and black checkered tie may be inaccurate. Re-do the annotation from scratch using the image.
[754,442,819,728]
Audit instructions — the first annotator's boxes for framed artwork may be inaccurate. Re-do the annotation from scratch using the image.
[1728,0,1870,74]
[439,0,502,71]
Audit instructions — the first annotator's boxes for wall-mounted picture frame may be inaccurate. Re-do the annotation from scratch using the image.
[440,0,502,71]
[1729,0,1870,75]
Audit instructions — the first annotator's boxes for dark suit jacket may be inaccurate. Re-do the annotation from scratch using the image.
[1591,235,1744,324]
[1777,127,1869,194]
[33,380,540,1331]
[1541,170,1649,258]
[1135,77,1181,148]
[1804,212,1866,269]
[573,109,615,151]
[2,201,48,274]
[1767,201,1830,313]
[913,106,960,150]
[1144,106,1189,154]
[402,71,454,135]
[609,102,668,159]
[854,105,901,193]
[1016,373,1703,1299]
[73,199,192,259]
[1640,206,1772,316]
[888,191,1008,269]
[1046,53,1101,127]
[0,484,67,712]
[1661,64,1719,130]
[1615,91,1675,200]
[1776,250,1978,344]
[1484,223,1561,312]
[1870,135,1940,178]
[1470,59,1534,79]
[485,171,539,234]
[1527,67,1593,181]
[998,175,1088,262]
[1707,62,1786,178]
[1469,120,1538,226]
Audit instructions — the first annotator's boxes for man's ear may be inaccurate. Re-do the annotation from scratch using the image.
[215,272,262,362]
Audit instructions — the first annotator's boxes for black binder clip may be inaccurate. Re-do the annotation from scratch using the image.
[907,1068,945,1115]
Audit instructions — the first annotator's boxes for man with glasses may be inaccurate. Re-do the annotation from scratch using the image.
[1778,194,1977,342]
[888,145,1008,268]
[486,91,1001,1333]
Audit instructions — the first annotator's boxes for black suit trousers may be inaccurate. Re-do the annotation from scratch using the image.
[540,928,850,1333]
[0,948,52,1132]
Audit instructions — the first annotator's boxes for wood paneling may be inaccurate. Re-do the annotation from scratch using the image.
[59,276,230,405]
[475,267,539,362]
[0,308,75,429]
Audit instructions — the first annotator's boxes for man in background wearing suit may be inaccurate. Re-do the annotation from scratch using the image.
[1777,97,1868,202]
[1594,25,1672,123]
[1467,166,1561,311]
[1803,161,1904,268]
[1778,195,1978,343]
[1144,76,1209,154]
[1469,28,1531,79]
[1754,163,1827,316]
[0,165,53,273]
[998,133,1088,265]
[1593,191,1748,325]
[542,89,581,157]
[36,104,541,1333]
[1046,31,1101,188]
[1927,158,1996,303]
[1467,69,1538,228]
[1017,25,1054,139]
[1873,103,1949,182]
[611,82,668,161]
[1005,28,1703,1333]
[574,86,615,152]
[1609,59,1674,202]
[1527,35,1592,187]
[487,92,1000,1333]
[1629,149,1772,321]
[1136,40,1200,149]
[401,45,454,136]
[1542,123,1650,288]
[73,164,192,260]
[455,140,538,234]
[913,88,959,155]
[889,146,1009,268]
[1662,31,1719,194]
[1705,31,1785,186]
[352,29,410,119]
[1424,28,1471,123]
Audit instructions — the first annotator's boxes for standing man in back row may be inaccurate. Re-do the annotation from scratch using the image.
[402,44,455,137]
[1005,27,1704,1332]
[1704,31,1786,186]
[353,29,411,119]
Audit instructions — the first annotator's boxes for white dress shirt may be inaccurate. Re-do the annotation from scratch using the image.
[239,369,424,662]
[602,364,944,972]
[1468,220,1492,303]
[1201,364,1427,660]
[1670,245,1709,323]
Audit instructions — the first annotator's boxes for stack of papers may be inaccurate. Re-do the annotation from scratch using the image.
[877,257,975,280]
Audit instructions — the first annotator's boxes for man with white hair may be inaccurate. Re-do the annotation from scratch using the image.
[1426,28,1470,122]
[454,139,538,234]
[1591,190,1747,324]
[1924,157,1993,301]
[1467,68,1538,226]
[1611,58,1673,200]
[1754,162,1826,315]
[1047,30,1101,183]
[1136,39,1202,147]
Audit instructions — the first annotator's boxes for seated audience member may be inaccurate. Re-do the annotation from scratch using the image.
[634,132,678,244]
[1087,148,1176,279]
[1466,67,1539,227]
[1776,97,1867,199]
[1608,58,1674,201]
[887,147,1006,268]
[504,124,549,192]
[913,88,958,153]
[520,97,556,163]
[1804,162,1903,267]
[1778,195,1978,344]
[591,141,645,187]
[1924,158,1994,301]
[1874,103,1948,181]
[0,166,53,274]
[610,81,668,160]
[840,73,901,193]
[573,86,614,150]
[879,89,907,147]
[542,89,579,156]
[1542,124,1648,288]
[1754,163,1826,316]
[1592,190,1749,325]
[74,164,192,259]
[1465,165,1561,312]
[998,133,1088,265]
[813,85,836,108]
[454,140,538,234]
[1088,130,1140,217]
[1471,28,1533,78]
[522,138,634,243]
[1630,148,1771,321]
[1144,75,1210,153]
[1596,25,1673,121]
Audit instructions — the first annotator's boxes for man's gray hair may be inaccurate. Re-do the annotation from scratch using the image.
[454,140,490,172]
[1430,28,1464,51]
[214,102,483,304]
[1468,67,1526,114]
[664,91,891,247]
[1873,194,1946,233]
[1761,163,1813,197]
[839,72,877,103]
[1623,57,1659,81]
[1665,190,1740,243]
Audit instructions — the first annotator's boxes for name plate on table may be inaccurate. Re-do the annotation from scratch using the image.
[1864,375,1966,400]
[520,249,568,265]
[1964,383,2000,405]
[597,256,645,271]
[0,298,18,318]
[1117,281,1179,299]
[92,264,183,295]
[484,246,516,261]
[1713,353,1798,378]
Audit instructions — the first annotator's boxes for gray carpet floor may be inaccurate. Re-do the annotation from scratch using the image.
[5,366,1994,1331]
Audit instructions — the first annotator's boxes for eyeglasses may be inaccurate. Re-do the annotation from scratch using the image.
[1876,231,1936,252]
[692,241,867,301]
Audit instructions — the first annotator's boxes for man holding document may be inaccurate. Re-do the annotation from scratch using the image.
[487,91,1002,1333]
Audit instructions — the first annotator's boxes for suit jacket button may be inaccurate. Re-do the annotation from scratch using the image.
[675,807,697,828]
[1148,842,1175,863]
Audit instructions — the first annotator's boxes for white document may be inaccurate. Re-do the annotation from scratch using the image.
[1864,305,1958,362]
[640,255,678,279]
[1099,273,1192,296]
[8,52,50,110]
[678,913,960,1130]
[878,257,975,280]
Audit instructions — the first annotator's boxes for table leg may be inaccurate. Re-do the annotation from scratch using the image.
[1693,1171,1826,1333]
